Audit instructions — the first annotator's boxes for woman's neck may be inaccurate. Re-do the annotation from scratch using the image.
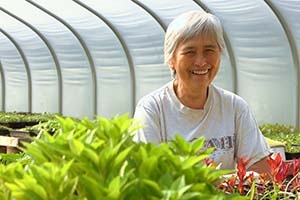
[173,80,209,109]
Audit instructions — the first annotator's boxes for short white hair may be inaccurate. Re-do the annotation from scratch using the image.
[164,10,225,78]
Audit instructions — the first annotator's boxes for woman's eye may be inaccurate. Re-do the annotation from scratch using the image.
[183,51,195,55]
[204,49,216,55]
[206,48,215,52]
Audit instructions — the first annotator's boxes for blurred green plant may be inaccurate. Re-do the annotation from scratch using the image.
[21,119,62,136]
[0,114,243,200]
[260,123,300,153]
[0,112,58,123]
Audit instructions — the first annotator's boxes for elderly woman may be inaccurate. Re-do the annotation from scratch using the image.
[133,10,272,175]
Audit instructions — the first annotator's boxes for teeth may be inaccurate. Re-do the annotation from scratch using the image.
[191,69,208,75]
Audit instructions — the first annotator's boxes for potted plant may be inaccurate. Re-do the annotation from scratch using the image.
[219,153,300,199]
[0,112,60,154]
[260,123,300,160]
[0,112,58,129]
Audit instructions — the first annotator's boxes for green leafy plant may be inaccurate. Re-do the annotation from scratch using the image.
[0,114,243,199]
[0,112,56,124]
[0,125,11,136]
[260,123,300,153]
[20,119,62,136]
[0,153,27,165]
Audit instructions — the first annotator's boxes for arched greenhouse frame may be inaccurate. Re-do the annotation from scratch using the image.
[1,0,299,130]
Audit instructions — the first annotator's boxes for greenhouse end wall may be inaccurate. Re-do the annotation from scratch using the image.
[0,0,299,129]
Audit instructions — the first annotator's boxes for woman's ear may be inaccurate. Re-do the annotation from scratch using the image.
[168,59,175,69]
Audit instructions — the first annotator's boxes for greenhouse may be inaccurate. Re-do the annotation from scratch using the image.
[1,0,300,199]
[1,0,299,129]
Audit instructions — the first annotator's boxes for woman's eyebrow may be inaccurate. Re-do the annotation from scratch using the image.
[181,44,217,51]
[181,46,196,51]
[204,44,218,49]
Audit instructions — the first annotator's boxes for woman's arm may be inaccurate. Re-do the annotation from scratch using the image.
[248,156,272,180]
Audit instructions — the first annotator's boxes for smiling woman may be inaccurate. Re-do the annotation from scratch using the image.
[133,10,272,178]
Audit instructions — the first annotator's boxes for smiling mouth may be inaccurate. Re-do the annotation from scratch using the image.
[190,69,209,75]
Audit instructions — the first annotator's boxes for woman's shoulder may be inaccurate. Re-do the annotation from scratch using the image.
[211,84,249,107]
[136,81,172,108]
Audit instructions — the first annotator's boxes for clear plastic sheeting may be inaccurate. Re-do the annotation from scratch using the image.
[0,0,299,128]
[266,0,300,126]
[0,28,29,112]
[198,0,297,126]
[79,0,170,102]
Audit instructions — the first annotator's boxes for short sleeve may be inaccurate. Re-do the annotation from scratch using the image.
[132,98,161,145]
[234,98,272,169]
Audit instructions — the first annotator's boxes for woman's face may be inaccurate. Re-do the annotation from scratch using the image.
[169,34,221,90]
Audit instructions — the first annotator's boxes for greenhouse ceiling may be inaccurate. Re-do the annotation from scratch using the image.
[0,0,299,128]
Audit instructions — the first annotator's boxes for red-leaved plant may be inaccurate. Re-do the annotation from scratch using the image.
[218,153,300,198]
[218,158,263,195]
[267,153,291,184]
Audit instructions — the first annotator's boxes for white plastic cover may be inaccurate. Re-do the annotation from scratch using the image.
[0,0,299,128]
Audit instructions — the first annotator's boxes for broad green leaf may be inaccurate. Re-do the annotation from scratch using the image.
[158,173,174,189]
[206,169,234,182]
[172,134,191,154]
[141,178,162,198]
[173,176,185,188]
[182,156,207,170]
[107,176,121,199]
[112,146,134,170]
[29,165,52,189]
[82,148,99,166]
[139,156,158,178]
[79,175,107,199]
[69,139,84,156]
[179,192,202,200]
[6,175,47,200]
[191,137,205,153]
[57,177,78,200]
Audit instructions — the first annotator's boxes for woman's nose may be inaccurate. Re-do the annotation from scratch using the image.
[194,53,207,67]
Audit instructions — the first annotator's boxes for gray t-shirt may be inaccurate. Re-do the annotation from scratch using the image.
[133,80,271,169]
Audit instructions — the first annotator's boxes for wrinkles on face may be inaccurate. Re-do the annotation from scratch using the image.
[170,35,221,90]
